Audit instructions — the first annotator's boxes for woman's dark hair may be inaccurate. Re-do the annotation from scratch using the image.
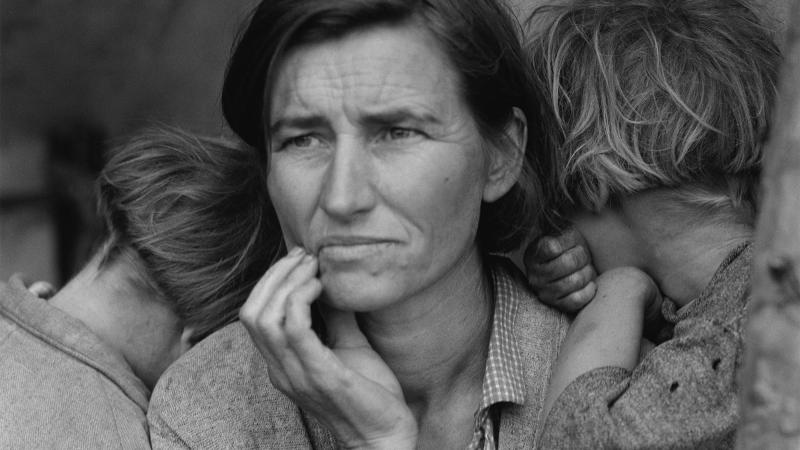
[96,126,283,343]
[222,0,558,252]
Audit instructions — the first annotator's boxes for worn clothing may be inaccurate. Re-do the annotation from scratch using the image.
[0,275,151,449]
[468,263,529,449]
[540,243,753,449]
[148,257,569,449]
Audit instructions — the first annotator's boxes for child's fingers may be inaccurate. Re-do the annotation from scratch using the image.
[553,280,597,313]
[529,245,593,285]
[554,227,587,252]
[535,264,595,311]
[28,281,56,299]
[526,235,563,264]
[527,227,586,263]
[538,264,596,299]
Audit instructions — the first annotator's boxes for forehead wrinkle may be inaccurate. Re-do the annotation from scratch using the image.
[340,57,460,127]
[275,59,345,121]
[272,25,465,131]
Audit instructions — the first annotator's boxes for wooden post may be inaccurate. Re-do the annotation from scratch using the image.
[737,0,800,447]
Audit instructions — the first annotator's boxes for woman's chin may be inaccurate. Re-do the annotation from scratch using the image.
[320,271,404,313]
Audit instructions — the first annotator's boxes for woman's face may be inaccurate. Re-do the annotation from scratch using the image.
[267,24,511,311]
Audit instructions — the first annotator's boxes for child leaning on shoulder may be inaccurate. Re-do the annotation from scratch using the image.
[523,0,780,448]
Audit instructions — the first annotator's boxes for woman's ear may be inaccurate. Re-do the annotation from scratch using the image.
[483,107,527,202]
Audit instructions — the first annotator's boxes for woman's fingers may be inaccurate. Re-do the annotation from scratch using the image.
[239,246,306,322]
[241,249,321,384]
[242,260,416,448]
[283,278,327,362]
[321,304,370,348]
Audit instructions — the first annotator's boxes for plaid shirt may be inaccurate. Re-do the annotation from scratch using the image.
[466,266,526,450]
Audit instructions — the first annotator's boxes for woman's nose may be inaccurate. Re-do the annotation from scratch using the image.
[319,138,376,220]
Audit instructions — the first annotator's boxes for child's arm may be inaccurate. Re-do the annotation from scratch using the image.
[538,268,747,450]
[542,267,661,417]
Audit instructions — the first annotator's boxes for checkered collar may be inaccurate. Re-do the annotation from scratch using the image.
[479,261,526,409]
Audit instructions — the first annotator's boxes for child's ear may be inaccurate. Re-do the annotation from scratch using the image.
[483,107,527,202]
[179,325,197,353]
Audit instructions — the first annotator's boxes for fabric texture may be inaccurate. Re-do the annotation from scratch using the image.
[148,257,569,449]
[539,242,753,450]
[468,265,527,449]
[0,274,151,449]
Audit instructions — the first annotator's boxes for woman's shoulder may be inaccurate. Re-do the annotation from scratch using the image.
[148,321,320,448]
[487,254,571,328]
[148,320,280,413]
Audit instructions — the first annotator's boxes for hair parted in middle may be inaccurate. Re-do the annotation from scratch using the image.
[96,126,284,343]
[526,0,781,220]
[222,0,560,251]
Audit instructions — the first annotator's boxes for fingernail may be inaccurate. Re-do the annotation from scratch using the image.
[289,247,304,257]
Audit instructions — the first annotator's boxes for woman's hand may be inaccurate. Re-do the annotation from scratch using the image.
[239,247,417,449]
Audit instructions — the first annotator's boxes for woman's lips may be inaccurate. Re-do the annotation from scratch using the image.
[316,237,398,262]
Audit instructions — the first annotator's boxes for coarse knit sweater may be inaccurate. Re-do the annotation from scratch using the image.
[539,242,753,449]
[0,274,151,449]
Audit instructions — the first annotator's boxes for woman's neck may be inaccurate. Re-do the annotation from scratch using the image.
[357,247,493,416]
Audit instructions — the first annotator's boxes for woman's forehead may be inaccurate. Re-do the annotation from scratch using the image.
[268,24,464,124]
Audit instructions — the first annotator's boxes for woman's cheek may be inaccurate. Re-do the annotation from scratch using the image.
[268,174,308,249]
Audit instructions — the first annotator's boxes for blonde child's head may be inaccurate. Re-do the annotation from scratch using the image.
[527,0,781,224]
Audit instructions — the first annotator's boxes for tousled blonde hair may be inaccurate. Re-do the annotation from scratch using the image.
[527,0,780,220]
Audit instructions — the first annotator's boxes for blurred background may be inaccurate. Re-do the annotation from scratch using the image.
[1,0,259,285]
[0,0,792,287]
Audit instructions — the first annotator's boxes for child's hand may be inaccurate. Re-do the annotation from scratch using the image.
[28,281,56,299]
[524,227,597,313]
[13,273,56,299]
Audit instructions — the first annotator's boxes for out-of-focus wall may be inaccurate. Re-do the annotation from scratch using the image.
[0,0,793,286]
[1,0,258,285]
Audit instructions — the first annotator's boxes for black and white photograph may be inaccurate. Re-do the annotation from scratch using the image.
[1,0,799,448]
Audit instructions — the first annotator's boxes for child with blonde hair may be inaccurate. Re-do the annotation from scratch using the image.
[524,0,781,447]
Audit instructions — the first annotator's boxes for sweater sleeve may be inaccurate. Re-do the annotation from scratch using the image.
[147,412,192,450]
[538,309,744,449]
[538,243,751,450]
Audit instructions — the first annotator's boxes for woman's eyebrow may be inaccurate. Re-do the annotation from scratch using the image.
[360,108,442,127]
[270,108,442,133]
[270,115,328,134]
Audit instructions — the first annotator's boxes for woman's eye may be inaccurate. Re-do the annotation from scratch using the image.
[279,135,321,151]
[385,127,421,141]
